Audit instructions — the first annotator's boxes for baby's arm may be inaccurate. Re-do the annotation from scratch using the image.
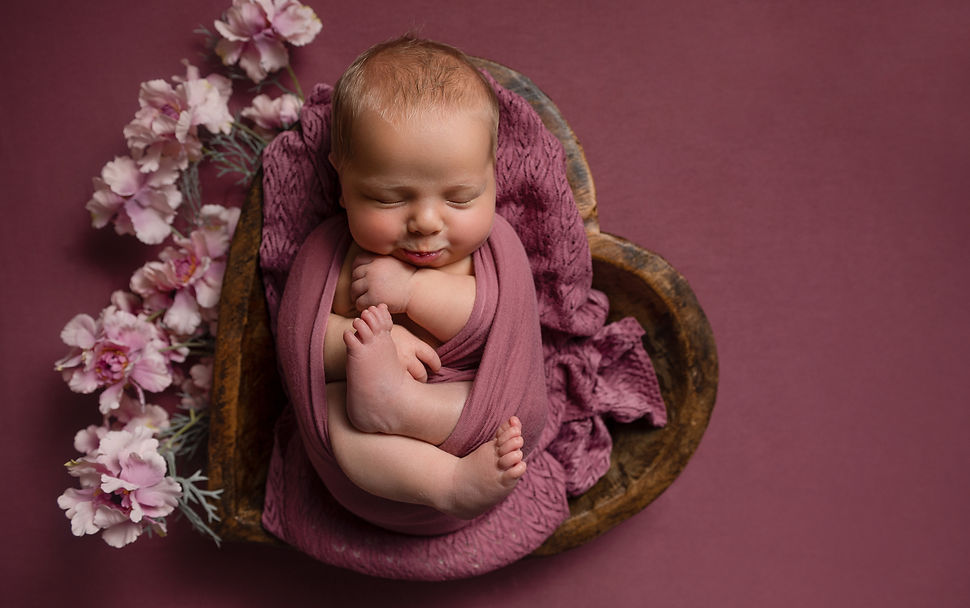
[324,313,441,382]
[351,254,475,342]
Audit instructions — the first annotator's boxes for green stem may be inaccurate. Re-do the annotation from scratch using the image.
[162,339,211,352]
[286,64,305,101]
[232,120,269,145]
[162,408,203,451]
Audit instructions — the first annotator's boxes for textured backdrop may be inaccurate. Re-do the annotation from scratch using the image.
[2,0,968,606]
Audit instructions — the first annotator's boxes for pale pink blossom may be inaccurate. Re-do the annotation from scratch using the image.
[117,400,171,434]
[57,487,103,537]
[214,0,322,83]
[97,507,162,548]
[58,427,179,547]
[180,359,214,410]
[86,155,183,245]
[74,426,108,456]
[130,218,234,336]
[184,204,240,259]
[241,93,302,138]
[109,290,143,315]
[103,291,191,364]
[74,396,171,455]
[97,428,181,523]
[55,306,174,414]
[129,206,237,338]
[124,62,233,171]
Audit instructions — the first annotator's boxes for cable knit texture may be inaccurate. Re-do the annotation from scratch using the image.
[258,74,665,580]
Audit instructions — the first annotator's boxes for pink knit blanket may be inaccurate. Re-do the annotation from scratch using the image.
[258,74,666,580]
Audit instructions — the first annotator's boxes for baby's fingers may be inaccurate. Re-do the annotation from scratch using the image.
[405,358,429,383]
[414,339,441,373]
[351,252,376,273]
[349,277,366,302]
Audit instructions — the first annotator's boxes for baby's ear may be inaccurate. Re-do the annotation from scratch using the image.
[328,151,339,171]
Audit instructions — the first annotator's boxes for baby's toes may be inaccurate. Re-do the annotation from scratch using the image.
[498,449,523,470]
[342,328,363,349]
[372,303,393,330]
[496,434,524,457]
[495,418,523,445]
[501,460,527,484]
[362,304,393,331]
[352,316,375,343]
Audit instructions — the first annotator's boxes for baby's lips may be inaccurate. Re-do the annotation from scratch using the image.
[400,248,443,265]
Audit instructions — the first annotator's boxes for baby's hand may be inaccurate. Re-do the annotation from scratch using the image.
[351,253,417,314]
[390,324,441,382]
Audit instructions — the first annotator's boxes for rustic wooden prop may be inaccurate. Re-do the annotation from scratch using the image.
[208,58,718,555]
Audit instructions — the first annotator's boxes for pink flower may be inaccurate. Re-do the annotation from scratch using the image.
[86,155,182,245]
[180,359,214,410]
[97,428,181,523]
[115,398,171,434]
[185,204,241,260]
[106,290,191,365]
[214,0,322,83]
[124,62,233,172]
[57,487,104,537]
[74,396,171,455]
[130,208,236,336]
[98,507,161,548]
[55,306,174,414]
[241,93,302,138]
[109,290,143,315]
[58,427,180,547]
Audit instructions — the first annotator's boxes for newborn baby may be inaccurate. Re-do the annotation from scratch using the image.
[311,34,540,525]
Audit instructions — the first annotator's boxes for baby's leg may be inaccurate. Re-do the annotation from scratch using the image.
[328,382,527,520]
[343,304,470,445]
[447,416,528,519]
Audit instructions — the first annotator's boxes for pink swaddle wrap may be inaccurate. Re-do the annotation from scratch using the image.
[259,74,666,579]
[275,212,550,534]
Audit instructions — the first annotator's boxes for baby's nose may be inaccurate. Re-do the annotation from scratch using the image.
[408,203,444,234]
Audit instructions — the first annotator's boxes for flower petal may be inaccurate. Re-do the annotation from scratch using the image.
[67,369,100,394]
[101,156,142,197]
[272,2,322,45]
[95,508,144,548]
[215,37,244,65]
[60,314,98,349]
[129,350,173,393]
[58,488,101,536]
[135,477,181,518]
[253,36,289,72]
[74,425,106,455]
[124,198,173,245]
[237,44,270,82]
[100,474,140,494]
[98,382,126,415]
[163,289,202,335]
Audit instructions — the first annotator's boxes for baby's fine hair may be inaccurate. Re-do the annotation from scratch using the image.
[330,34,500,167]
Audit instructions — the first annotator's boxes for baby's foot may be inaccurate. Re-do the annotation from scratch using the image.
[443,416,527,520]
[343,304,410,434]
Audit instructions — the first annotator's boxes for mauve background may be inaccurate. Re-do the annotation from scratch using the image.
[2,0,968,605]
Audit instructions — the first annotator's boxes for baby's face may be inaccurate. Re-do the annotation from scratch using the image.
[335,107,496,269]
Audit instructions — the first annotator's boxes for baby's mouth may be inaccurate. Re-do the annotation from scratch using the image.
[400,248,443,264]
